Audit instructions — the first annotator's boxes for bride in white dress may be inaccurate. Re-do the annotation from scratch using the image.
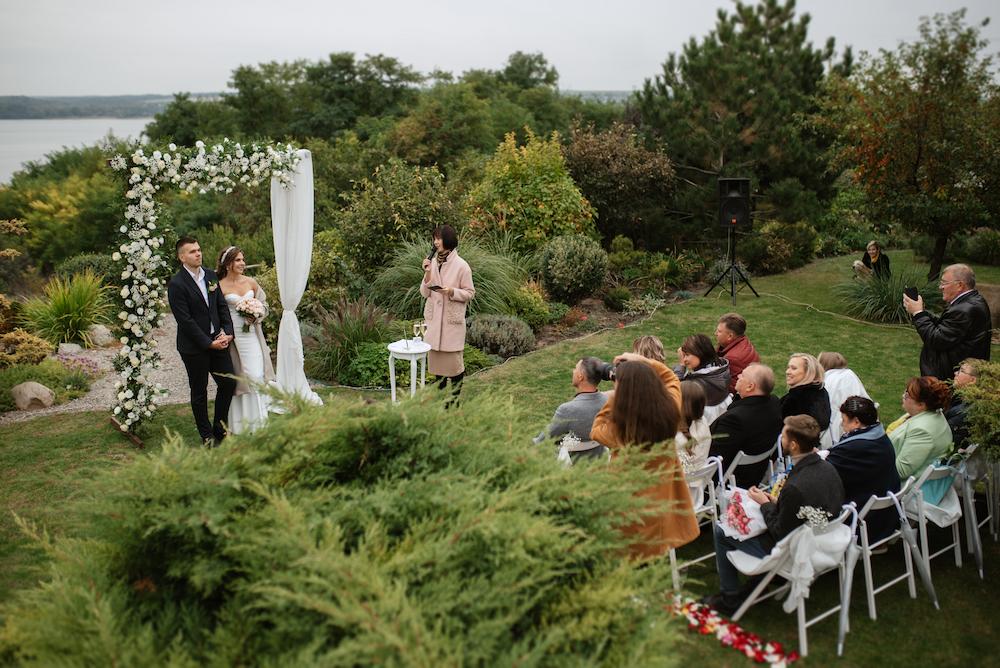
[216,246,275,434]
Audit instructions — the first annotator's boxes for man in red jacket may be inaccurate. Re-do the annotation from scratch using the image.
[715,313,761,394]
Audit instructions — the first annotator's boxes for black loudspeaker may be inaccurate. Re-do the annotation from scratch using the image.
[718,177,751,228]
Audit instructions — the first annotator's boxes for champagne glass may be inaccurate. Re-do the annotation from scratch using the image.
[413,322,422,341]
[419,322,427,339]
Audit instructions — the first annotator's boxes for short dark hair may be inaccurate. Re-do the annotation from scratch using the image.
[680,334,718,366]
[578,357,604,386]
[175,235,199,255]
[718,313,747,336]
[783,414,821,450]
[433,225,459,251]
[839,396,879,426]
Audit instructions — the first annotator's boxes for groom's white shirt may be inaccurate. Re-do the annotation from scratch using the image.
[183,264,214,334]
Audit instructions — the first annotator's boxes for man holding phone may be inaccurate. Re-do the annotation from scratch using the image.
[904,263,992,380]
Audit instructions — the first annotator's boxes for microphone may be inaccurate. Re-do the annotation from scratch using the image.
[427,245,437,262]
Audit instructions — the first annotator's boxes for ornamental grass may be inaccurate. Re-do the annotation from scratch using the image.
[833,269,942,324]
[19,270,112,346]
[0,391,684,666]
[370,236,528,319]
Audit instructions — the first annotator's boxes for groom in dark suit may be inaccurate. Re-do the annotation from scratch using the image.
[167,236,237,445]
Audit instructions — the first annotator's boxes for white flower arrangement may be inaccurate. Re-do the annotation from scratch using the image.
[108,138,300,433]
[234,296,266,333]
[795,505,832,529]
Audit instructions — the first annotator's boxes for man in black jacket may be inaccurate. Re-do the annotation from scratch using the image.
[904,264,992,381]
[167,236,236,445]
[709,363,783,488]
[704,415,845,615]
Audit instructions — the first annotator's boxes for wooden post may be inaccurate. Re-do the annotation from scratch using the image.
[109,416,144,448]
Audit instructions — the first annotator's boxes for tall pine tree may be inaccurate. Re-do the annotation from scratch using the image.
[634,0,850,229]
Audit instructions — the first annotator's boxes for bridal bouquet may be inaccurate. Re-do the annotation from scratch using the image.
[235,297,266,333]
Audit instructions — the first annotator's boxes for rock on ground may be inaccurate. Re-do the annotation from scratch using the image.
[11,381,55,410]
[1,314,199,425]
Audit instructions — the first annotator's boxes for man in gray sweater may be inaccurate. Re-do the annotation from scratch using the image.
[534,357,608,444]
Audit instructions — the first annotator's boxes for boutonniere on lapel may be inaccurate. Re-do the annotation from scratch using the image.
[207,280,218,293]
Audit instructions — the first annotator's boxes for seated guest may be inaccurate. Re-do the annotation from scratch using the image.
[781,353,831,439]
[889,376,953,481]
[632,334,665,363]
[715,312,761,394]
[534,357,608,444]
[591,353,699,559]
[704,415,845,615]
[708,363,783,488]
[675,333,732,423]
[945,359,979,451]
[676,381,711,473]
[825,396,900,542]
[818,351,873,445]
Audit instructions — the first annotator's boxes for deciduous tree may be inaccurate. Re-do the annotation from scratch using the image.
[821,10,999,279]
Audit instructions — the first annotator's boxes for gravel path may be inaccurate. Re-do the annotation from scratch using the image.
[0,314,199,425]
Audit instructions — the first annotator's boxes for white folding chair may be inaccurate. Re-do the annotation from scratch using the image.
[727,505,858,657]
[906,464,964,578]
[669,456,724,590]
[857,479,922,621]
[954,444,995,559]
[717,442,781,514]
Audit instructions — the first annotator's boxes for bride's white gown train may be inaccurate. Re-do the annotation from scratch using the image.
[226,290,270,434]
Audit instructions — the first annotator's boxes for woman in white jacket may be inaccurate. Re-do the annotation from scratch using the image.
[818,351,873,446]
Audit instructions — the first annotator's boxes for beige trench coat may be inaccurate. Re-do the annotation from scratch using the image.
[420,251,475,352]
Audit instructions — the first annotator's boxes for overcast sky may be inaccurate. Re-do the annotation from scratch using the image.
[0,0,996,96]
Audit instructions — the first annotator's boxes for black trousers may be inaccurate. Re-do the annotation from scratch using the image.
[180,348,237,441]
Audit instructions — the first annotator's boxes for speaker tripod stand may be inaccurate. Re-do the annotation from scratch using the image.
[704,226,759,305]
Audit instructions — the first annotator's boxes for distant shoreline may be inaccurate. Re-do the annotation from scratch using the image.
[0,89,630,119]
[0,93,221,120]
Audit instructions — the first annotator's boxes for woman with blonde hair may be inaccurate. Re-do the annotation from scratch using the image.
[780,353,831,437]
[591,353,699,559]
[632,335,665,363]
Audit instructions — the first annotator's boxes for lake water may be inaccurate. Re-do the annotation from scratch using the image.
[0,118,152,184]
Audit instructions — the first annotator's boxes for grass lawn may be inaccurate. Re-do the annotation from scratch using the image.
[2,250,998,664]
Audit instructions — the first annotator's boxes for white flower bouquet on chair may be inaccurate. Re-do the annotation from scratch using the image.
[719,488,767,540]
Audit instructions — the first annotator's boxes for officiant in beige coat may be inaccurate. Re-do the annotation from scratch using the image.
[420,225,475,392]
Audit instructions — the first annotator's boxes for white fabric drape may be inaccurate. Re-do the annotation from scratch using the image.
[271,149,322,405]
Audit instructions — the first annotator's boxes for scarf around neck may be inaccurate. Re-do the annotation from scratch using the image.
[436,249,452,265]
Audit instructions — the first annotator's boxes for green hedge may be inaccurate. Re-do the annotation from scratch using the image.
[0,394,681,665]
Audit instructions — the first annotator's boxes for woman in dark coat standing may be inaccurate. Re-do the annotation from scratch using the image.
[781,353,831,430]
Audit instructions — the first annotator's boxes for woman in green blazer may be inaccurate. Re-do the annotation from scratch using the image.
[888,376,953,480]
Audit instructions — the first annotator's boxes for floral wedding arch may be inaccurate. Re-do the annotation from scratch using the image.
[108,139,308,435]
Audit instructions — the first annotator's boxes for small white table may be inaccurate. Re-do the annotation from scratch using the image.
[387,339,431,402]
